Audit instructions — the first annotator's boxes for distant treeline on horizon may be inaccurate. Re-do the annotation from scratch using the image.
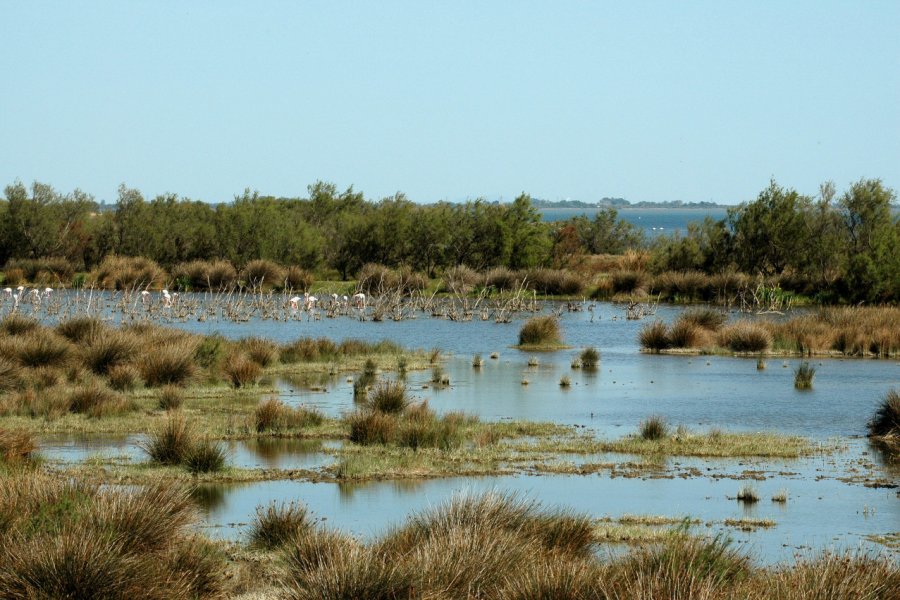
[0,177,897,303]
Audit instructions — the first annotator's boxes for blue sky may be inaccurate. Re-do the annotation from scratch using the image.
[1,1,898,205]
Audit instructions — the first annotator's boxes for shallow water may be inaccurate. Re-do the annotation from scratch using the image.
[39,433,339,471]
[20,296,900,562]
[195,441,900,565]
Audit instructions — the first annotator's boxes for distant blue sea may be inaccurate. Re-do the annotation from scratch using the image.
[540,207,730,237]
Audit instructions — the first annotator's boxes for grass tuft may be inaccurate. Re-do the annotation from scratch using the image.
[518,315,563,347]
[639,416,668,441]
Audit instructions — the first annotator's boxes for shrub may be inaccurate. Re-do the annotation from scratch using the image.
[347,410,397,445]
[365,380,409,414]
[793,362,815,390]
[639,416,668,440]
[183,439,227,474]
[242,259,285,289]
[559,375,572,387]
[223,352,261,388]
[472,354,484,368]
[5,257,75,282]
[717,321,771,353]
[611,270,646,294]
[157,385,185,411]
[442,265,480,294]
[526,268,585,295]
[518,315,562,346]
[142,411,193,465]
[206,260,238,290]
[90,255,167,290]
[639,321,670,352]
[283,266,314,292]
[580,347,600,369]
[140,340,197,387]
[482,266,525,291]
[249,501,310,549]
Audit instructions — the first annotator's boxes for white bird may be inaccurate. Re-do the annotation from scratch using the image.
[43,287,53,298]
[303,292,317,310]
[3,288,11,298]
[140,290,151,305]
[289,296,301,310]
[162,289,172,307]
[352,292,366,309]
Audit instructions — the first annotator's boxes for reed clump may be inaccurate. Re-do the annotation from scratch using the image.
[639,321,671,352]
[518,315,563,347]
[793,362,816,390]
[580,347,600,369]
[639,416,669,441]
[139,339,197,387]
[242,259,285,289]
[157,385,185,410]
[239,336,279,367]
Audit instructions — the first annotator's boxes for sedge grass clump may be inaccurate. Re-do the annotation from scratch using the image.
[580,347,600,369]
[365,380,409,414]
[607,531,751,597]
[347,410,397,445]
[559,375,572,387]
[0,314,40,337]
[183,438,227,474]
[249,501,311,549]
[81,330,138,375]
[868,388,900,459]
[639,320,671,352]
[717,321,772,353]
[666,319,705,349]
[794,362,816,390]
[107,364,140,391]
[472,354,483,368]
[0,475,225,599]
[239,336,279,367]
[13,333,72,368]
[518,315,563,347]
[223,352,261,388]
[139,340,196,387]
[736,484,759,503]
[0,357,23,392]
[639,416,668,441]
[771,489,788,503]
[0,428,35,464]
[157,385,185,411]
[679,307,727,331]
[142,411,193,465]
[68,383,128,418]
[55,316,104,343]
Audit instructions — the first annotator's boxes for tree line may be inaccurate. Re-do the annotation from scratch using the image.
[0,178,897,302]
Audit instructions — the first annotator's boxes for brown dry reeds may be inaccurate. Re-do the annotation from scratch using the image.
[0,429,35,464]
[90,255,167,290]
[241,259,285,289]
[239,337,279,367]
[283,266,314,292]
[223,352,261,388]
[717,321,772,353]
[249,501,311,549]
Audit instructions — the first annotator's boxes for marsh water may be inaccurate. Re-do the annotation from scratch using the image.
[31,298,900,563]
